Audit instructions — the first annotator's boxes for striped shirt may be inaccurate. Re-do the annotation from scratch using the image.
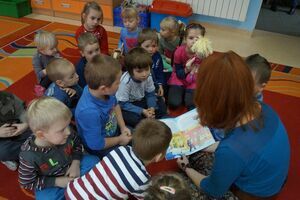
[66,146,150,200]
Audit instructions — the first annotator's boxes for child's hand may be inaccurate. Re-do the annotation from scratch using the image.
[185,57,196,73]
[119,131,132,146]
[63,88,76,97]
[12,123,28,136]
[121,126,131,137]
[157,85,164,97]
[148,107,155,118]
[55,176,75,188]
[177,156,190,171]
[65,160,80,178]
[42,69,47,76]
[0,124,18,138]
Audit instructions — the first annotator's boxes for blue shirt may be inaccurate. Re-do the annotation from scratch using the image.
[76,57,87,88]
[45,83,82,115]
[75,86,118,151]
[118,27,141,54]
[201,103,290,197]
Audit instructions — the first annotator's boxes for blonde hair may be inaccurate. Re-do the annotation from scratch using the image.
[34,31,57,50]
[121,6,139,19]
[145,173,191,200]
[78,32,99,51]
[160,16,179,34]
[26,97,72,132]
[81,1,103,24]
[137,28,158,46]
[46,58,74,82]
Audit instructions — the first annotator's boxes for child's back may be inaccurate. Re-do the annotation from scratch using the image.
[66,119,172,200]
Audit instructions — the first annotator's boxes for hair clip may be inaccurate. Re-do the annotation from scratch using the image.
[160,186,176,195]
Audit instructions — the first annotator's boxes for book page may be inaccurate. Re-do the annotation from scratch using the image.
[160,118,180,133]
[163,109,216,160]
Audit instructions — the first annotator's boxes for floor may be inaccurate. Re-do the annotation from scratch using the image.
[27,13,300,68]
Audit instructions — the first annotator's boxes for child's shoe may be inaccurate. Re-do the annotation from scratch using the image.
[1,161,18,171]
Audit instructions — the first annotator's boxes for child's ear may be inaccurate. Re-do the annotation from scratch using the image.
[258,83,267,93]
[98,85,107,93]
[56,80,65,88]
[36,130,45,139]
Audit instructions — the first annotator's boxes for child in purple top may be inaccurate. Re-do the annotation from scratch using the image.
[168,23,205,110]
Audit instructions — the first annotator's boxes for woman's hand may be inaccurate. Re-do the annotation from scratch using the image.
[177,156,190,171]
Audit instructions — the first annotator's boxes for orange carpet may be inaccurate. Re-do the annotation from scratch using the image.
[0,16,299,200]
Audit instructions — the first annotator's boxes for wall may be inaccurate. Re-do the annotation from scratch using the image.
[190,0,263,32]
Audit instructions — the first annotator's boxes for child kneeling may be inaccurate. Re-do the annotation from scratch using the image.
[65,119,172,199]
[18,97,99,200]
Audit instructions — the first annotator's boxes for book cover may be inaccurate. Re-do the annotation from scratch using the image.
[160,109,215,160]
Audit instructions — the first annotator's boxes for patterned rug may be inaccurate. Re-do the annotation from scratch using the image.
[0,16,299,200]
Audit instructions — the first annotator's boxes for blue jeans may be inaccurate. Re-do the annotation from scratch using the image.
[35,154,99,200]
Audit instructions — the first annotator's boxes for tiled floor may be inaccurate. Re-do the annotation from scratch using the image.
[27,13,300,68]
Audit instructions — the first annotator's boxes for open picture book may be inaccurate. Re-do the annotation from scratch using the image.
[160,109,215,160]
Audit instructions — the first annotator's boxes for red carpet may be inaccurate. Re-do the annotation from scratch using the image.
[0,16,299,199]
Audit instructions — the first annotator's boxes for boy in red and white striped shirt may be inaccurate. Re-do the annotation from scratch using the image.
[65,119,172,200]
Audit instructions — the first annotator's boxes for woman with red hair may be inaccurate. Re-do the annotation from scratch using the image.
[177,51,290,199]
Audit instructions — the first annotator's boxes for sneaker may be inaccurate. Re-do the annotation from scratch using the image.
[288,7,296,15]
[1,161,18,171]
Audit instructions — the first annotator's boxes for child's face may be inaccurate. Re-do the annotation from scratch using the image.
[160,26,173,39]
[42,118,71,146]
[84,9,102,31]
[141,39,158,55]
[132,67,150,81]
[105,70,122,95]
[186,29,202,52]
[81,42,100,62]
[40,46,57,56]
[123,17,139,32]
[60,66,79,87]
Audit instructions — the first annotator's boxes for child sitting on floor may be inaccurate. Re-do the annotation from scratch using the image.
[75,55,131,158]
[75,1,108,55]
[138,28,164,97]
[245,54,272,102]
[76,32,101,88]
[145,173,191,200]
[159,16,182,76]
[18,97,99,200]
[65,119,172,200]
[168,23,206,111]
[118,6,141,54]
[32,31,60,89]
[45,58,82,115]
[116,47,167,128]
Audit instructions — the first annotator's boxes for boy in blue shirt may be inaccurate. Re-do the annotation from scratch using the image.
[118,6,141,54]
[45,58,82,115]
[75,55,131,158]
[116,47,167,128]
[76,32,101,88]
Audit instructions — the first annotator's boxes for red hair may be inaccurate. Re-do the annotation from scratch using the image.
[194,51,261,131]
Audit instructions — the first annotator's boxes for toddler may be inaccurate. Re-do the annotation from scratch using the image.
[75,1,108,55]
[168,23,206,110]
[159,16,181,75]
[66,119,172,200]
[138,28,164,96]
[45,58,82,115]
[116,47,167,128]
[75,55,131,158]
[18,97,99,200]
[76,32,101,88]
[245,54,271,102]
[118,6,141,54]
[145,173,191,200]
[32,31,60,89]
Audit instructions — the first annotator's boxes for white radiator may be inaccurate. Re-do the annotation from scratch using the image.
[135,0,250,22]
